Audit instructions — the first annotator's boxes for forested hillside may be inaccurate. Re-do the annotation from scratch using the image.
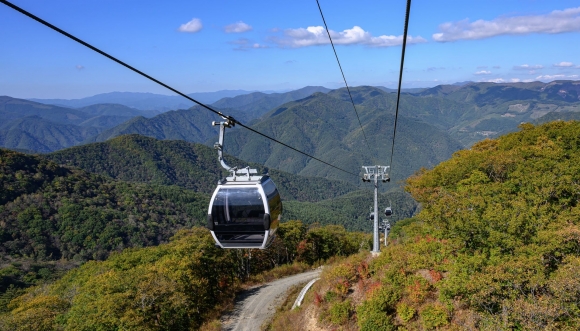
[0,148,208,291]
[281,120,580,330]
[0,97,152,152]
[46,135,418,229]
[226,87,463,184]
[84,106,224,144]
[0,142,410,299]
[46,134,359,202]
[0,222,371,330]
[412,80,580,145]
[285,189,418,232]
[5,81,580,156]
[0,116,102,153]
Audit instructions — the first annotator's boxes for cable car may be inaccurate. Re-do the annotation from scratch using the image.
[207,174,281,249]
[207,118,282,249]
[384,207,393,217]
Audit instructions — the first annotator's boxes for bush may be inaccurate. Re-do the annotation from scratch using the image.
[328,299,352,325]
[396,302,415,323]
[420,303,449,330]
[356,284,400,331]
[357,300,395,331]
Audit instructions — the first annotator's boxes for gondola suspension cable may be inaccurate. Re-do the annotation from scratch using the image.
[315,0,374,157]
[389,0,412,172]
[1,0,359,178]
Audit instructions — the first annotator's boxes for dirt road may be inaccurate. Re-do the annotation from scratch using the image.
[221,269,322,331]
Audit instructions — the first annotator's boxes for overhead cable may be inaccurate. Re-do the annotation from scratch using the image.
[389,0,412,173]
[1,0,358,178]
[315,0,373,156]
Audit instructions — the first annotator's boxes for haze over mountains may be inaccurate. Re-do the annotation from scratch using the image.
[29,90,258,111]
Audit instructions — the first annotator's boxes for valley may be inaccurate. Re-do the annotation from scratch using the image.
[1,81,580,329]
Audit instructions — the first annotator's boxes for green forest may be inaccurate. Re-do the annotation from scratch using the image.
[0,222,370,330]
[3,120,580,330]
[0,147,210,291]
[276,120,580,330]
[0,135,409,299]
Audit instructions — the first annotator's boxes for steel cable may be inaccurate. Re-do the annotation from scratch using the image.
[1,0,359,178]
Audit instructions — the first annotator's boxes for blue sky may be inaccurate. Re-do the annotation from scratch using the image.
[1,0,579,98]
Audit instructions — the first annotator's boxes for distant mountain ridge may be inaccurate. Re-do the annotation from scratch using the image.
[84,105,223,144]
[0,96,158,152]
[225,87,464,184]
[4,80,580,156]
[30,90,271,111]
[0,116,102,153]
[211,86,331,120]
[410,80,580,145]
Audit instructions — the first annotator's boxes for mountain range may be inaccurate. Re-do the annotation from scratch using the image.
[4,81,580,185]
[29,90,255,111]
[27,86,416,112]
[2,81,580,314]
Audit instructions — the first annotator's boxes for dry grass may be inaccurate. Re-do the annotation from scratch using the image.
[263,283,305,330]
[271,252,375,331]
[246,262,312,287]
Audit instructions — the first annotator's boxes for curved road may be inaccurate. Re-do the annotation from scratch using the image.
[221,269,322,331]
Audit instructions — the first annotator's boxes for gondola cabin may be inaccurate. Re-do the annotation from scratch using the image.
[207,175,281,249]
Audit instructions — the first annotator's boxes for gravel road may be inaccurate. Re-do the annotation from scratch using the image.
[221,269,322,331]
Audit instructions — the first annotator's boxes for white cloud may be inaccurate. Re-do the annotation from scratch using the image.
[75,65,84,70]
[224,21,252,33]
[178,18,203,33]
[536,74,566,80]
[513,64,544,70]
[486,78,506,83]
[554,61,574,67]
[229,38,268,50]
[252,43,268,49]
[433,7,580,42]
[535,74,580,80]
[271,25,427,48]
[510,78,521,83]
[474,70,491,75]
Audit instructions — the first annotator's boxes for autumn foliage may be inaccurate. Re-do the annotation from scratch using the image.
[0,221,370,330]
[291,121,580,330]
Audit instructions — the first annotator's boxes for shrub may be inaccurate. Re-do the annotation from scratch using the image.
[324,291,337,302]
[356,284,400,331]
[367,285,401,313]
[328,299,352,325]
[396,302,416,323]
[405,276,431,304]
[420,303,449,330]
[357,300,395,331]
